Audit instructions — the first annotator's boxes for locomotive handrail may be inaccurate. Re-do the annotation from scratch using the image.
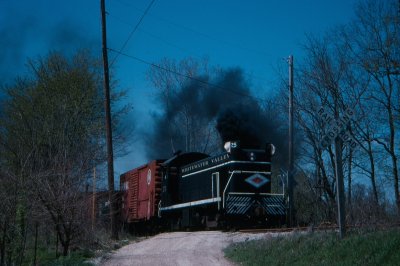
[228,192,285,196]
[228,170,271,174]
[159,197,221,211]
[181,161,271,178]
[222,171,237,209]
[158,200,162,218]
[278,173,286,196]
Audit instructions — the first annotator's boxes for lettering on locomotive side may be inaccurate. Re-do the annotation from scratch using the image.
[181,160,210,174]
[181,153,231,174]
[211,153,230,164]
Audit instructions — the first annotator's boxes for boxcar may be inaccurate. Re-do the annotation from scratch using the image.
[120,160,163,223]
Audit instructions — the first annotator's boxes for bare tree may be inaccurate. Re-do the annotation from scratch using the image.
[0,171,19,265]
[286,0,399,225]
[146,57,219,156]
[292,27,372,223]
[347,0,400,215]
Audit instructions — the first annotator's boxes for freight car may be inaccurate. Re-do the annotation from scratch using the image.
[120,141,286,231]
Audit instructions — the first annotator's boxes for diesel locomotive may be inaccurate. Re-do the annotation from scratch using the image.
[120,141,286,231]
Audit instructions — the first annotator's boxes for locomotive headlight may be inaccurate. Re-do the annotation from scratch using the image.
[266,143,276,156]
[224,141,239,153]
[270,144,276,155]
[224,142,232,153]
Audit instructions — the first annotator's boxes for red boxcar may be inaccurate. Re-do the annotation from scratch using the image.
[120,160,163,223]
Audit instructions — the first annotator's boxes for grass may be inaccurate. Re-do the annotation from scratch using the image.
[224,229,400,266]
[22,248,95,266]
[40,251,95,266]
[20,234,135,266]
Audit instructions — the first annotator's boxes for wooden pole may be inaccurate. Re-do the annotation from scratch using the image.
[334,99,346,238]
[288,55,295,227]
[100,0,118,240]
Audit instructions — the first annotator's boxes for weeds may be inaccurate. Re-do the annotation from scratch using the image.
[225,229,400,266]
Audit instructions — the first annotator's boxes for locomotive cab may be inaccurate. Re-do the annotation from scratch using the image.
[159,152,210,209]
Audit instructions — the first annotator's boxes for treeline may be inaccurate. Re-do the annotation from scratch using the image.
[288,0,399,225]
[0,51,128,264]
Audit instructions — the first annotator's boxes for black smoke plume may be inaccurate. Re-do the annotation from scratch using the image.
[0,3,97,85]
[147,67,288,162]
[216,103,270,149]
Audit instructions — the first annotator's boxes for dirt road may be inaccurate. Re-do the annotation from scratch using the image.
[100,231,279,266]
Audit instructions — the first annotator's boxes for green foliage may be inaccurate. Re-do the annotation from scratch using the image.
[1,50,105,172]
[225,229,400,266]
[23,247,95,266]
[0,49,130,263]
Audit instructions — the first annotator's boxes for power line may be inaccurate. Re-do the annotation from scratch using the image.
[108,48,265,102]
[107,12,192,54]
[108,2,277,85]
[114,0,135,8]
[107,12,271,83]
[110,0,156,67]
[154,17,272,59]
[112,0,272,59]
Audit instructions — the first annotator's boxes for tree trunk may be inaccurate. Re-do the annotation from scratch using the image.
[367,139,379,204]
[317,150,335,203]
[393,155,399,217]
[62,242,69,257]
[56,229,70,257]
[33,223,38,266]
[387,102,399,217]
[0,220,7,266]
[347,148,352,207]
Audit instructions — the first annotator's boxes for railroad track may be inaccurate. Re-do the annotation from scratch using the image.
[238,226,319,234]
[239,223,400,234]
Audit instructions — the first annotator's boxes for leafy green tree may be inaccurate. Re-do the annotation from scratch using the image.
[0,50,127,259]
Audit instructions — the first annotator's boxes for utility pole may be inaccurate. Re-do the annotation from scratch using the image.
[101,0,118,240]
[288,55,294,227]
[334,97,346,238]
[92,167,96,231]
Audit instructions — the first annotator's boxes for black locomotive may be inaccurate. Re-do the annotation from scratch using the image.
[120,141,286,231]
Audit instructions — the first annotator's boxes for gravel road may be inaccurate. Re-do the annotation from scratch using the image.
[100,231,284,266]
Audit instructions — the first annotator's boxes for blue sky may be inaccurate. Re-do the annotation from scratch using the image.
[0,0,358,178]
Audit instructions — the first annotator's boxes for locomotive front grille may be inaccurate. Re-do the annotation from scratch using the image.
[261,196,286,215]
[226,195,252,215]
[225,194,285,216]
